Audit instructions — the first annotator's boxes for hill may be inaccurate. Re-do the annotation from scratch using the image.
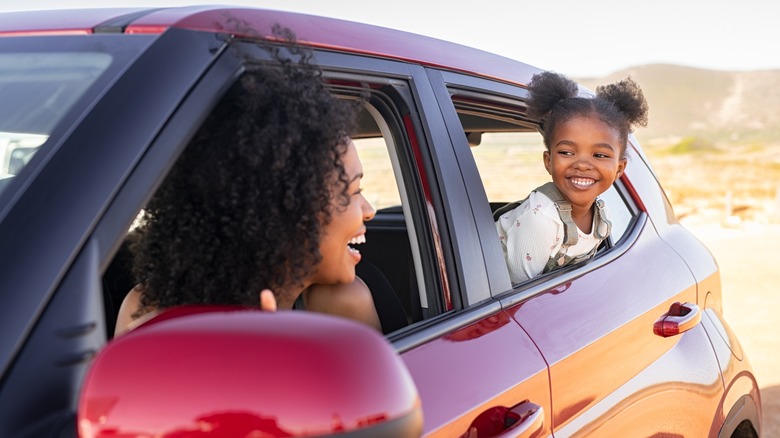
[577,64,780,146]
[578,64,780,225]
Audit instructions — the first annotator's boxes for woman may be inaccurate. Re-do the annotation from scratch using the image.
[115,30,380,335]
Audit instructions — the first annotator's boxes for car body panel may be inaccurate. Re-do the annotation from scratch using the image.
[0,6,540,88]
[0,8,150,35]
[401,307,552,437]
[702,304,762,435]
[553,323,723,435]
[506,219,715,433]
[424,57,741,434]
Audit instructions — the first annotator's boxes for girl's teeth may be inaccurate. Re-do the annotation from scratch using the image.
[571,177,595,187]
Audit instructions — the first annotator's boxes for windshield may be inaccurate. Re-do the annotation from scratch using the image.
[0,51,112,196]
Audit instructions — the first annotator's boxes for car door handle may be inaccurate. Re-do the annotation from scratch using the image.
[463,400,544,438]
[653,302,701,337]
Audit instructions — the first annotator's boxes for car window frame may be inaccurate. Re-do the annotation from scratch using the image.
[429,69,647,303]
[89,43,465,349]
[313,52,515,350]
[325,73,447,333]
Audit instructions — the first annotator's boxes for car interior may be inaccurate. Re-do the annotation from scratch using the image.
[100,94,423,339]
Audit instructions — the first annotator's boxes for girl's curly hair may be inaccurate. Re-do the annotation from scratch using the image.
[131,30,357,311]
[527,71,649,159]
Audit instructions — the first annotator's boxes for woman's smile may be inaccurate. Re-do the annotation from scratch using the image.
[313,139,375,285]
[347,232,366,262]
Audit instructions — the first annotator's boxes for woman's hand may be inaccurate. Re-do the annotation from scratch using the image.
[259,289,277,312]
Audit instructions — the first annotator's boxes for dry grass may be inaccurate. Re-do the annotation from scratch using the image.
[645,141,780,224]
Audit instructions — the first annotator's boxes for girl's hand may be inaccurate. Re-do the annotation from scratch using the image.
[259,289,277,312]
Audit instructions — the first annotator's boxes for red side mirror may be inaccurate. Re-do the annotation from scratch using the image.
[78,306,422,437]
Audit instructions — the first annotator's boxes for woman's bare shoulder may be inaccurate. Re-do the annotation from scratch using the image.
[114,286,158,337]
[304,277,381,332]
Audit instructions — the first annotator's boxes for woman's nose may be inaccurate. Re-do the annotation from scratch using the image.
[362,196,376,222]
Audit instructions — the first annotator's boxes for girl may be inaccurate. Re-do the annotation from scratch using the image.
[496,71,648,284]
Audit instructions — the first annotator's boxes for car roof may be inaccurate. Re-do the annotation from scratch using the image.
[0,5,540,87]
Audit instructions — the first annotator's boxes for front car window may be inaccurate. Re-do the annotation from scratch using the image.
[0,52,112,197]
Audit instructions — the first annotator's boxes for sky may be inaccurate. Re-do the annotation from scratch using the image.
[1,0,778,77]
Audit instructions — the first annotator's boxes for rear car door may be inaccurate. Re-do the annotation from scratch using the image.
[311,50,553,437]
[428,68,726,436]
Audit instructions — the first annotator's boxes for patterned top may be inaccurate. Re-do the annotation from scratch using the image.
[495,190,604,285]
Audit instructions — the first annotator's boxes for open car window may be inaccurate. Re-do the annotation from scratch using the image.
[104,63,447,341]
[328,78,445,332]
[449,89,638,285]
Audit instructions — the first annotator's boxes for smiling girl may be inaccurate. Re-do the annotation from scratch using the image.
[496,71,648,284]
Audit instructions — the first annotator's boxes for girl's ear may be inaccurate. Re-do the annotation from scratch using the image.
[616,158,627,179]
[543,150,552,175]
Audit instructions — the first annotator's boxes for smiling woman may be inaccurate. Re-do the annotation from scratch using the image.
[114,29,384,334]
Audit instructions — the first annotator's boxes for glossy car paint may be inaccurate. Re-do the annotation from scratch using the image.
[79,307,422,437]
[400,307,552,437]
[0,8,147,35]
[0,6,761,438]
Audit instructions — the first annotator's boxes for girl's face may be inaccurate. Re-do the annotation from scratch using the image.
[544,116,627,212]
[310,139,375,286]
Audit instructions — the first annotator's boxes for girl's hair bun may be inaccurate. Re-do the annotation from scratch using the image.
[526,71,579,119]
[596,78,649,129]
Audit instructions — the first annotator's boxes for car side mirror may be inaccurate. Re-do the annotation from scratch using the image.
[78,306,423,437]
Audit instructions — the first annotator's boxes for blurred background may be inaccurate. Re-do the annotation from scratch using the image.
[3,0,778,434]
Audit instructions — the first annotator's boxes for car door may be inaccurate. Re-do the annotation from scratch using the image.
[309,50,554,437]
[428,68,726,436]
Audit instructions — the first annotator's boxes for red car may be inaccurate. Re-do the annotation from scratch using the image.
[0,6,761,438]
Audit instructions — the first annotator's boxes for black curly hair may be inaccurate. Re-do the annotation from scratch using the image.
[527,71,649,159]
[130,29,358,312]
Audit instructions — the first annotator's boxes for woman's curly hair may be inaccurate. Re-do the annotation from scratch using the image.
[131,29,357,311]
[527,71,649,159]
